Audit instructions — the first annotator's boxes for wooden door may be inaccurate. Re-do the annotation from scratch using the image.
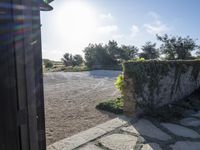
[0,0,46,150]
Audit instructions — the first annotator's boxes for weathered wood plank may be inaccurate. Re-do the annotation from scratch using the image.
[0,0,21,150]
[0,0,46,150]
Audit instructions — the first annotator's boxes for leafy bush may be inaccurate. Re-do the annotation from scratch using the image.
[115,74,124,93]
[96,97,124,114]
[44,60,53,68]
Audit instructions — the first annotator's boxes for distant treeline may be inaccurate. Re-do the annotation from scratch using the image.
[47,34,200,70]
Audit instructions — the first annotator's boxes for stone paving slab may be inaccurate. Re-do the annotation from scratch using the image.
[78,144,103,150]
[161,123,200,138]
[192,111,200,118]
[170,141,200,150]
[98,133,137,150]
[180,117,200,127]
[122,119,171,141]
[96,116,130,132]
[47,117,130,150]
[141,143,162,150]
[48,127,106,150]
[48,115,200,150]
[47,145,57,150]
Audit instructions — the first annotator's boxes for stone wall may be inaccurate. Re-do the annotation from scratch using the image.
[122,60,200,116]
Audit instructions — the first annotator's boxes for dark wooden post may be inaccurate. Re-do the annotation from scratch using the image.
[0,0,46,150]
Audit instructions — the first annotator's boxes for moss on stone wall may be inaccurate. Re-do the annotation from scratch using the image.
[122,60,200,111]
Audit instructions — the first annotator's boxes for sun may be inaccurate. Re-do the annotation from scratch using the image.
[54,1,98,46]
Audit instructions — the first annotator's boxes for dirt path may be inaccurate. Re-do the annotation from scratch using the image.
[44,70,121,145]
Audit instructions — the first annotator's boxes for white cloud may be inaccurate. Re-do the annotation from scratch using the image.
[97,25,118,34]
[148,11,160,20]
[100,13,114,20]
[144,12,171,35]
[130,25,139,37]
[144,20,170,35]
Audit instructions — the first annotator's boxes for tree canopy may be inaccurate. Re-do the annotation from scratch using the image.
[62,53,83,67]
[83,43,114,68]
[60,34,200,69]
[83,41,141,68]
[139,42,159,60]
[157,34,200,60]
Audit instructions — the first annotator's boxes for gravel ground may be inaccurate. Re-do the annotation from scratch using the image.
[44,70,121,145]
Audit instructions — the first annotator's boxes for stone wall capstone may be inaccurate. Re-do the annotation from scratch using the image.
[122,60,200,116]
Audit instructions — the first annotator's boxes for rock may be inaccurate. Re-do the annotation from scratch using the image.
[141,143,162,150]
[122,119,171,141]
[49,127,107,150]
[170,141,200,150]
[97,116,129,132]
[98,133,137,150]
[47,146,56,150]
[78,144,103,150]
[180,117,200,127]
[161,123,200,138]
[121,125,139,134]
[192,111,200,118]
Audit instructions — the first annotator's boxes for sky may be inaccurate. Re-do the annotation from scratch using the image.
[41,0,200,61]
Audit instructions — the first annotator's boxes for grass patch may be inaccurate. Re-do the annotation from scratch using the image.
[96,97,124,114]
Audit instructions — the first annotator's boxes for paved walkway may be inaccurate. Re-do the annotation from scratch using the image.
[48,111,200,150]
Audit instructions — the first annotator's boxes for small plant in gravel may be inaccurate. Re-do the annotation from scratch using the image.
[96,97,124,114]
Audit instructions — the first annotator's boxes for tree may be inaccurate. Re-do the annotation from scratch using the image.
[72,54,83,66]
[62,53,83,67]
[157,34,200,60]
[121,45,139,60]
[62,53,73,66]
[105,40,123,64]
[139,42,159,59]
[43,59,53,68]
[84,43,113,68]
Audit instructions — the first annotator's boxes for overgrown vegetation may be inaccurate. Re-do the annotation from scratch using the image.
[114,58,146,95]
[123,60,200,110]
[96,97,124,114]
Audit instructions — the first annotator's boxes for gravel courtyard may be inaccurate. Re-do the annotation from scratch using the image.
[44,70,121,145]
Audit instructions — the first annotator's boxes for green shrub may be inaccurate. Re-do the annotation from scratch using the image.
[44,60,53,68]
[96,97,124,114]
[115,74,124,93]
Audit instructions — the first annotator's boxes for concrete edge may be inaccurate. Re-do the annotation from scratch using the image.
[47,116,130,150]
